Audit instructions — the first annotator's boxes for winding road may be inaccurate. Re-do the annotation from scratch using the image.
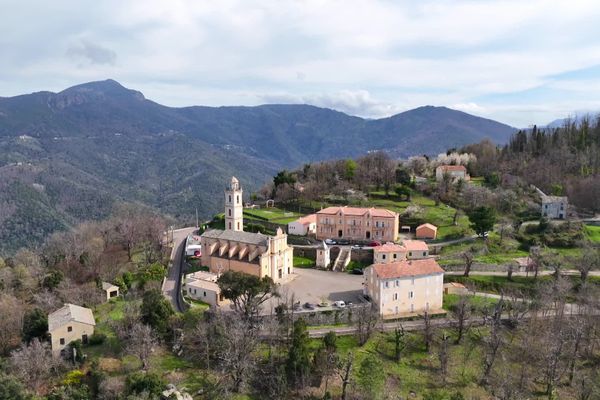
[162,227,197,312]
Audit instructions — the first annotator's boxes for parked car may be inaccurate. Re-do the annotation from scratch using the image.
[317,301,329,308]
[333,300,346,308]
[293,301,302,311]
[351,268,364,275]
[368,241,382,247]
[337,239,350,245]
[325,239,337,245]
[303,302,316,310]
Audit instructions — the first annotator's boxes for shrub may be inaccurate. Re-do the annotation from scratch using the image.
[88,333,107,346]
[125,372,165,397]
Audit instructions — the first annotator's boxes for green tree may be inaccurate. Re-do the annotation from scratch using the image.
[395,166,411,185]
[0,373,30,400]
[273,170,296,188]
[125,372,165,397]
[217,270,277,318]
[22,308,48,343]
[356,353,385,399]
[468,206,496,237]
[42,270,63,290]
[46,385,90,400]
[140,289,174,337]
[286,318,311,388]
[484,172,501,188]
[394,185,411,201]
[344,159,357,180]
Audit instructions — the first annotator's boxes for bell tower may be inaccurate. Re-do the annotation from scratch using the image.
[225,176,243,231]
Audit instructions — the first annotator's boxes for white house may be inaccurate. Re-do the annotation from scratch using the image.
[364,258,444,317]
[48,304,96,357]
[435,165,470,181]
[315,241,331,268]
[288,214,317,236]
[541,195,568,219]
[183,271,228,307]
[101,282,119,302]
[403,240,430,259]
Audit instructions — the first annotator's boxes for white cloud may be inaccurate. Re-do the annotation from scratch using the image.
[2,0,600,126]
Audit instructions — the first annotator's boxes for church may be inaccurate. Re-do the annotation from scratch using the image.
[200,177,294,283]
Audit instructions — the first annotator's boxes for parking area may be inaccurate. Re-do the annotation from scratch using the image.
[263,268,365,313]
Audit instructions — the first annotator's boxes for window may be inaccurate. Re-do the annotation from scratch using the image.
[382,254,386,260]
[236,195,240,204]
[203,291,207,297]
[67,326,72,332]
[228,209,232,216]
[237,222,240,230]
[60,338,65,345]
[423,251,427,256]
[408,291,414,299]
[393,253,397,259]
[395,280,399,287]
[545,204,548,209]
[385,281,389,288]
[409,252,412,257]
[229,195,232,203]
[228,222,232,229]
[393,293,398,300]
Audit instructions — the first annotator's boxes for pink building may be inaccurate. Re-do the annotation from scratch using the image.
[316,206,399,242]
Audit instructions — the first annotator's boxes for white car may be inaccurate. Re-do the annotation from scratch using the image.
[333,300,346,308]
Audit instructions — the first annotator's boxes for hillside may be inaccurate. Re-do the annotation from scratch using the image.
[0,80,515,254]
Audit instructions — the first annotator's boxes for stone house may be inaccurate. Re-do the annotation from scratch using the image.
[373,242,407,264]
[416,223,438,239]
[48,304,96,357]
[316,206,399,242]
[403,240,430,259]
[435,165,470,181]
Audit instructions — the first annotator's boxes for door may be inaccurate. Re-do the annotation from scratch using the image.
[338,230,343,238]
[82,334,89,344]
[366,231,371,239]
[278,269,282,279]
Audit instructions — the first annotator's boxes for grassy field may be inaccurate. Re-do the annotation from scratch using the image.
[584,224,600,243]
[294,255,315,268]
[368,193,473,240]
[243,207,304,224]
[442,293,499,314]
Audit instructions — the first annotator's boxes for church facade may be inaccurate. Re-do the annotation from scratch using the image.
[200,177,294,283]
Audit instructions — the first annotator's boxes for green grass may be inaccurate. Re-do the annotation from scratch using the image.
[293,255,315,268]
[345,259,369,272]
[243,207,303,223]
[443,293,499,314]
[585,224,600,243]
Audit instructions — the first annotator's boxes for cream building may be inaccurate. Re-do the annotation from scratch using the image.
[403,240,430,259]
[315,241,331,268]
[48,304,96,357]
[183,271,229,307]
[364,258,444,317]
[288,214,317,236]
[435,165,470,181]
[373,242,407,264]
[316,206,399,242]
[201,177,294,283]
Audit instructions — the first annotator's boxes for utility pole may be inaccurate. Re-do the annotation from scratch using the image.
[195,208,199,228]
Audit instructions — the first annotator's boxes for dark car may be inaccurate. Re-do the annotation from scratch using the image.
[293,301,302,311]
[351,268,364,275]
[368,241,382,247]
[303,302,316,310]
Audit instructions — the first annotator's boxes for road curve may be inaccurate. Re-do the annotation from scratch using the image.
[162,227,197,312]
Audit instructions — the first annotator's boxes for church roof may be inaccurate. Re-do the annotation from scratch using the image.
[201,229,269,246]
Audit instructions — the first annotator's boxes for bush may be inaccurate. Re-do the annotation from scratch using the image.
[125,372,165,397]
[88,333,107,346]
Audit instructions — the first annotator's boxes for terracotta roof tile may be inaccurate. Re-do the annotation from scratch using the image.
[374,242,406,252]
[317,206,397,218]
[437,165,467,172]
[296,214,317,224]
[372,258,444,279]
[417,223,437,231]
[403,240,429,251]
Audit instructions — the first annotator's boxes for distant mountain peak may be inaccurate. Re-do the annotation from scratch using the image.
[52,79,145,109]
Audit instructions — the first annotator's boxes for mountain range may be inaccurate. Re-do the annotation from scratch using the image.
[0,79,516,254]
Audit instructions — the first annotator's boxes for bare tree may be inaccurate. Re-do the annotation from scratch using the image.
[576,246,599,286]
[9,339,63,394]
[462,250,474,277]
[422,311,434,353]
[124,322,157,370]
[480,299,506,385]
[339,352,354,400]
[451,295,471,344]
[355,304,379,346]
[0,294,25,354]
[438,332,450,384]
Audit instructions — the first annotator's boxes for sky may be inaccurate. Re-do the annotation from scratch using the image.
[2,0,600,127]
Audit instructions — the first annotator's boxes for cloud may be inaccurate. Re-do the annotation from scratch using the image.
[67,40,117,65]
[2,0,600,127]
[259,90,404,118]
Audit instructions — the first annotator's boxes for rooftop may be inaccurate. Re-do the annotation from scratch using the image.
[403,240,429,251]
[417,223,438,231]
[317,206,397,218]
[295,214,317,225]
[201,229,270,246]
[372,258,444,279]
[48,304,95,332]
[101,282,118,291]
[437,165,467,172]
[374,242,406,252]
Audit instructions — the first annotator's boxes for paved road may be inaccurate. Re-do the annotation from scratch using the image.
[162,227,197,312]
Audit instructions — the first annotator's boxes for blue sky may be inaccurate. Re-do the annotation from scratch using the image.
[2,0,600,127]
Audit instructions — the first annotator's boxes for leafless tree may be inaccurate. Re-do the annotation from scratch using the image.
[0,294,25,354]
[438,332,450,384]
[355,304,379,346]
[124,322,157,370]
[339,352,354,400]
[480,299,506,385]
[98,376,126,400]
[9,338,63,394]
[462,250,474,277]
[393,323,407,362]
[576,246,599,286]
[422,310,434,353]
[451,295,471,344]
